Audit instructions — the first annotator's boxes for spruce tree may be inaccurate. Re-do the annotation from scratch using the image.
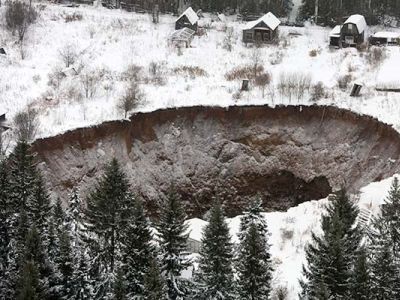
[380,177,400,257]
[369,220,400,299]
[143,257,168,300]
[17,260,41,300]
[113,268,127,300]
[301,189,362,298]
[120,196,155,298]
[157,190,191,299]
[84,158,132,299]
[196,200,235,300]
[71,249,93,300]
[236,198,272,299]
[66,186,84,250]
[351,247,372,300]
[56,228,74,299]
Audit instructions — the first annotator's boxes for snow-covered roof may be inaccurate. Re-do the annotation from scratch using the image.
[344,14,367,33]
[0,109,6,117]
[176,7,199,25]
[329,25,341,37]
[243,12,281,31]
[169,27,195,42]
[372,31,400,39]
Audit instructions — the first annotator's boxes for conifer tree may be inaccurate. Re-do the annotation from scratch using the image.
[121,197,155,298]
[369,220,400,299]
[84,158,132,299]
[143,257,168,300]
[56,228,74,299]
[380,177,400,257]
[113,268,127,300]
[17,260,41,300]
[236,197,272,299]
[351,247,372,300]
[66,186,84,250]
[196,200,235,300]
[301,189,362,298]
[71,249,93,300]
[157,190,191,299]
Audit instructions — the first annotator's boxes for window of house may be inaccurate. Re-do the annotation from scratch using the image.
[246,32,253,40]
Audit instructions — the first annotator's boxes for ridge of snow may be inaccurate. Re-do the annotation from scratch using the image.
[243,12,281,31]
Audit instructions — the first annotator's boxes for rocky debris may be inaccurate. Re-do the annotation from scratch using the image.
[33,105,400,217]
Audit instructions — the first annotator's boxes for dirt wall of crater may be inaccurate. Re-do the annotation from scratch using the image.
[32,105,400,217]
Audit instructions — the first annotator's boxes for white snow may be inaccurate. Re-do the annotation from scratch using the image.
[372,31,400,39]
[243,12,281,31]
[344,14,367,33]
[329,25,341,37]
[177,7,199,25]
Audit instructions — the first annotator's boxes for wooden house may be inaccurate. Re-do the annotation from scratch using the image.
[340,14,367,47]
[175,7,199,32]
[242,12,281,44]
[370,32,400,46]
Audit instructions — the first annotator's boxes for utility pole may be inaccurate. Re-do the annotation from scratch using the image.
[315,0,319,24]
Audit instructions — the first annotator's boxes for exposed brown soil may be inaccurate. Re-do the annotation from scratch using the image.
[33,105,400,217]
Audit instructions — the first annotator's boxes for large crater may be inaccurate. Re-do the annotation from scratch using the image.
[33,105,400,217]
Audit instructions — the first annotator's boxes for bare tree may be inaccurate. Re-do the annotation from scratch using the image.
[13,108,39,142]
[250,48,263,79]
[255,72,272,97]
[59,43,78,67]
[223,27,235,52]
[117,81,144,118]
[80,71,99,99]
[5,0,37,43]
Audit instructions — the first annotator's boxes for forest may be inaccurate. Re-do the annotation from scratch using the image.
[0,139,400,299]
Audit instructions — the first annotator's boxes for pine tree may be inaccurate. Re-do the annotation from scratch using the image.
[143,257,168,300]
[301,189,362,298]
[66,186,84,250]
[369,220,400,299]
[196,200,235,300]
[380,177,400,257]
[351,247,372,300]
[157,190,191,299]
[56,228,74,299]
[236,198,272,299]
[71,249,93,300]
[17,260,41,300]
[84,158,132,299]
[120,196,155,298]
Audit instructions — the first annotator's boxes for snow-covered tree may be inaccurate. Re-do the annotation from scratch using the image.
[71,249,93,300]
[143,257,168,300]
[84,158,132,299]
[196,200,235,300]
[301,189,362,298]
[157,190,191,299]
[236,198,273,299]
[121,196,156,298]
[351,247,372,300]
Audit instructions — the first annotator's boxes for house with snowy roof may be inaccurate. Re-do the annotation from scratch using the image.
[175,7,199,32]
[340,14,367,47]
[370,31,400,46]
[242,12,281,44]
[0,110,10,133]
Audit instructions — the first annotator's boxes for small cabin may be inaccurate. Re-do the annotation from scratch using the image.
[242,12,280,44]
[370,32,400,46]
[329,25,341,47]
[185,218,207,253]
[340,14,367,47]
[175,7,199,32]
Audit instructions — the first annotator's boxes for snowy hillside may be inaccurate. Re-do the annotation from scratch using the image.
[1,3,400,139]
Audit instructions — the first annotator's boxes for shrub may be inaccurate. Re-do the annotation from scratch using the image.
[80,70,101,99]
[225,65,264,81]
[48,66,65,89]
[63,12,83,23]
[255,72,272,97]
[59,43,78,68]
[280,228,294,241]
[5,0,37,42]
[13,108,39,142]
[118,81,144,118]
[148,61,167,85]
[269,50,283,65]
[309,49,318,57]
[310,81,326,101]
[273,286,289,300]
[337,74,352,90]
[172,66,207,78]
[122,64,144,82]
[366,46,386,67]
[223,27,235,52]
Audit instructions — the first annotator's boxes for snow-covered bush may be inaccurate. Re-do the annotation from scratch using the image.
[47,66,65,90]
[5,0,38,42]
[58,43,78,68]
[278,72,311,101]
[225,65,264,81]
[255,72,272,97]
[310,81,326,102]
[172,66,207,78]
[367,46,387,68]
[122,64,144,82]
[272,285,289,300]
[118,81,145,118]
[63,12,83,23]
[223,27,235,52]
[337,74,352,90]
[147,61,167,86]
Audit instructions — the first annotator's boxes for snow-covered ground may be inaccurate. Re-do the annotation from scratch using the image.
[1,3,400,138]
[186,175,396,298]
[1,4,399,298]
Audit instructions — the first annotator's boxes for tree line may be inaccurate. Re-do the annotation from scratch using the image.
[1,139,400,299]
[0,140,274,299]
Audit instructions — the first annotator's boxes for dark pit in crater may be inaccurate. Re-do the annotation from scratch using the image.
[33,105,400,217]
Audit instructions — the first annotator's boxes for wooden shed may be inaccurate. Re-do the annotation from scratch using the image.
[340,14,367,47]
[370,32,400,46]
[175,7,199,32]
[242,12,281,44]
[329,25,341,47]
